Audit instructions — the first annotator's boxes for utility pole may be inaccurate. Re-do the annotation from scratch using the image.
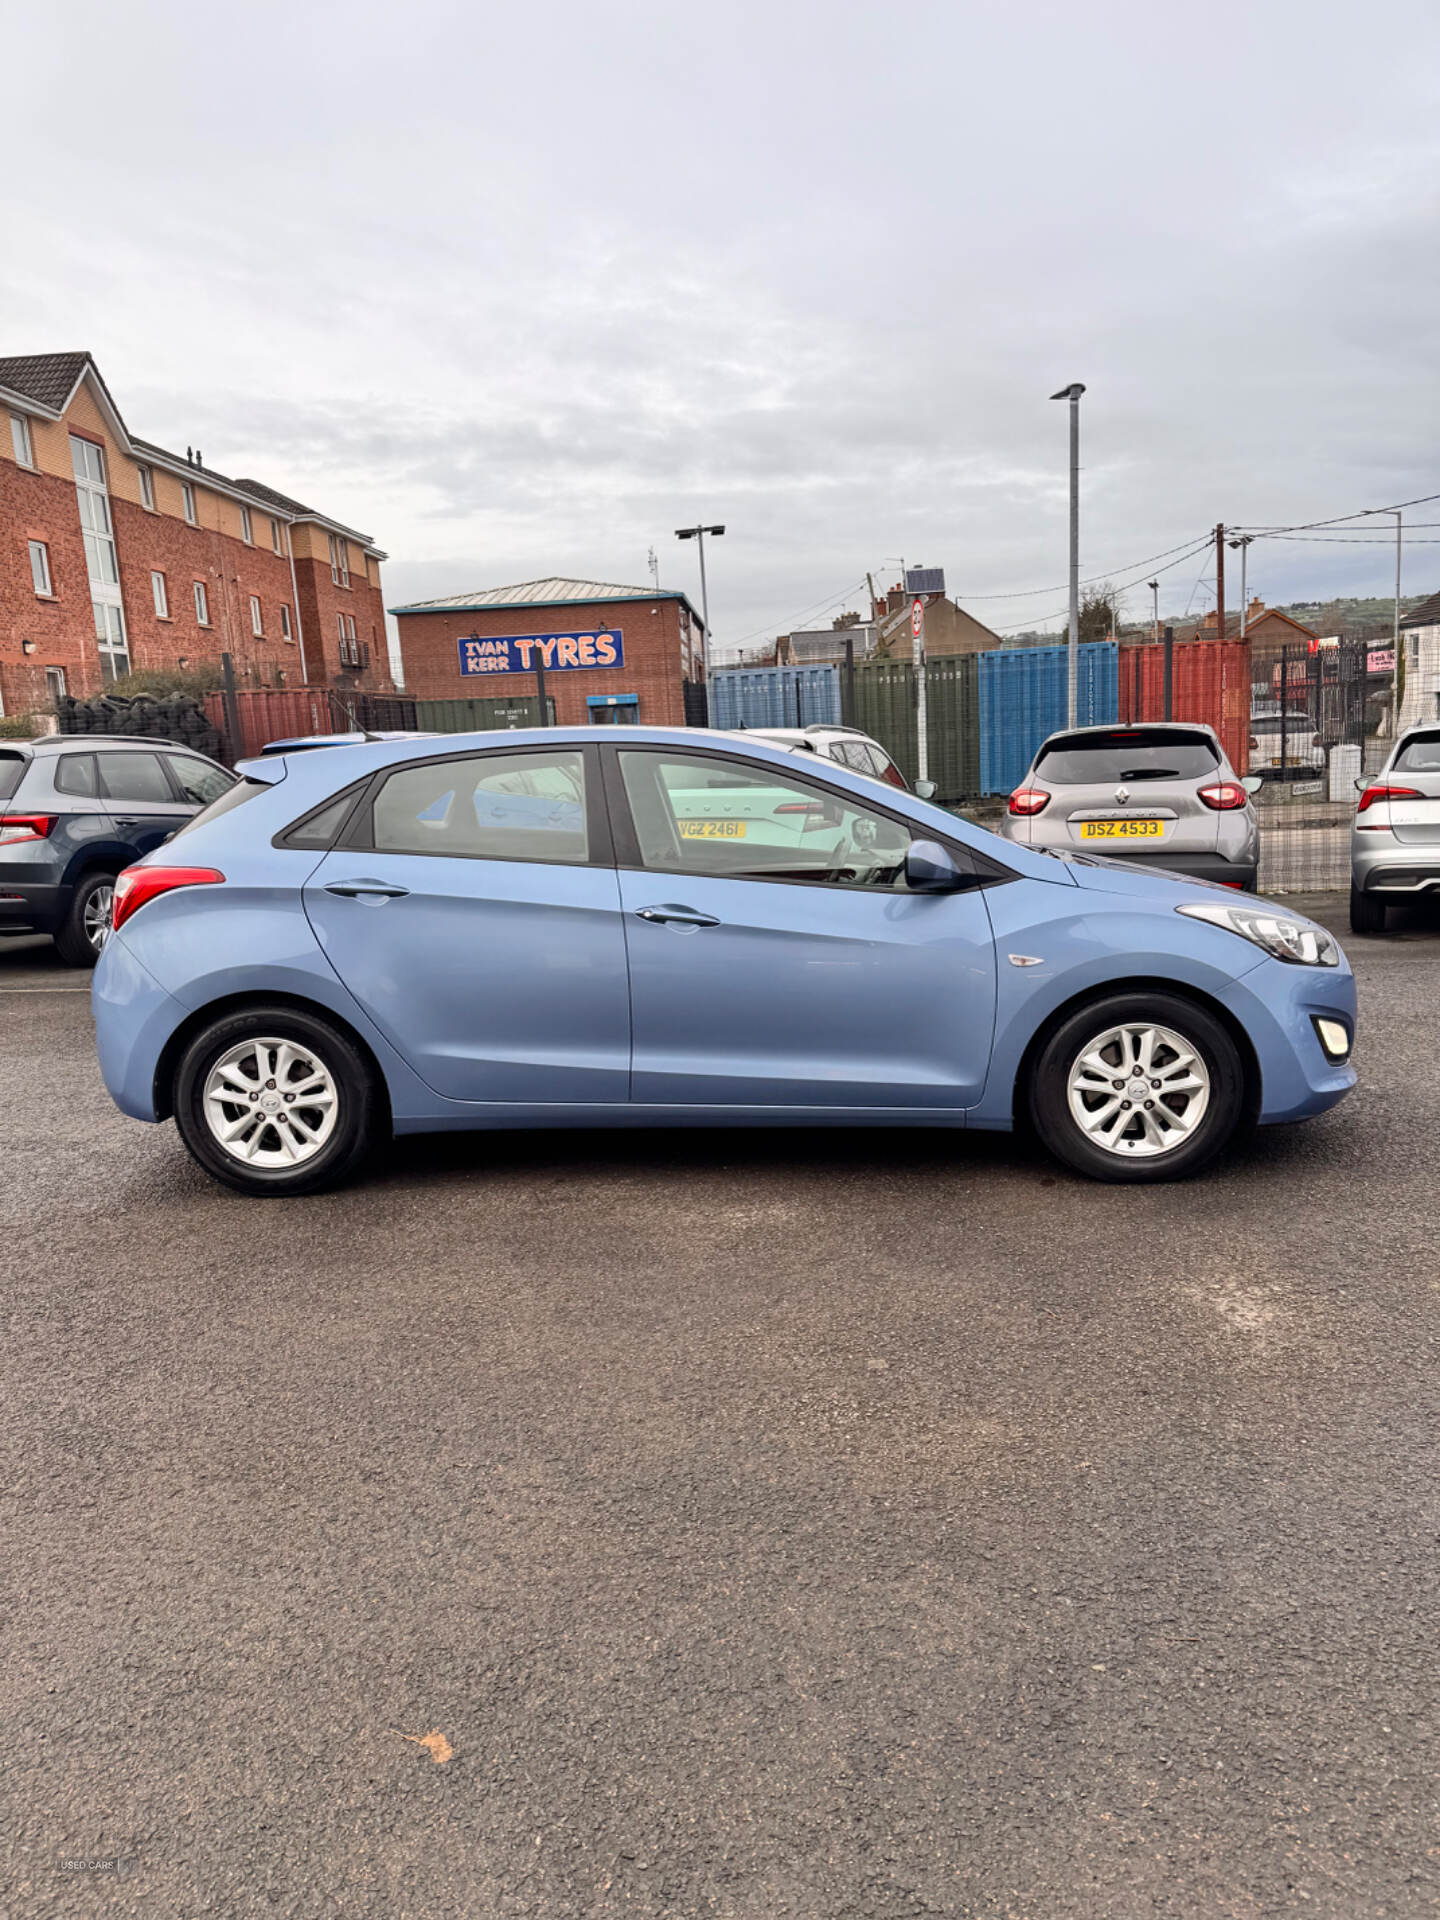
[1215,524,1226,640]
[1148,580,1159,643]
[1051,383,1086,727]
[1228,536,1253,636]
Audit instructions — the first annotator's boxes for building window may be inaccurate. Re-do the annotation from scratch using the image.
[182,481,197,525]
[279,603,293,642]
[250,594,264,636]
[10,413,34,468]
[329,533,350,587]
[29,540,53,596]
[270,517,283,554]
[45,666,66,701]
[137,464,155,510]
[152,570,169,618]
[241,505,253,545]
[194,580,210,626]
[93,599,130,680]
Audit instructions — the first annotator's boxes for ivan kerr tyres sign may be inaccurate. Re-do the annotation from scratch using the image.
[458,629,625,676]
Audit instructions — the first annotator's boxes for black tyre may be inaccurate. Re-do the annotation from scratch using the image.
[1349,884,1388,935]
[54,870,118,968]
[173,1006,380,1196]
[1028,991,1246,1184]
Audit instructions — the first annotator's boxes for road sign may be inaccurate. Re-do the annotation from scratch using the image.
[910,597,924,640]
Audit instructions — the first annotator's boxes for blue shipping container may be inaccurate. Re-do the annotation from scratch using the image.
[709,666,842,731]
[978,643,1119,794]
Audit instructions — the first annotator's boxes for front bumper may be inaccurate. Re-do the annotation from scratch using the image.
[0,881,67,935]
[1218,953,1357,1124]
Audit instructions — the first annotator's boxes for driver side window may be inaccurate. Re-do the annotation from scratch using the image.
[617,751,919,888]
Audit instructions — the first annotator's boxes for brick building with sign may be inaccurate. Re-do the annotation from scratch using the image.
[0,350,390,716]
[390,578,706,725]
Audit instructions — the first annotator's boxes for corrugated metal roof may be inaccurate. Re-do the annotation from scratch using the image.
[393,578,676,613]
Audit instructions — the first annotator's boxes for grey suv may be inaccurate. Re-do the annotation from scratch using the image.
[0,736,235,965]
[996,722,1262,889]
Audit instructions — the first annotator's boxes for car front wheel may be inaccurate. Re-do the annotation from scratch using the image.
[1029,992,1245,1183]
[173,1007,380,1196]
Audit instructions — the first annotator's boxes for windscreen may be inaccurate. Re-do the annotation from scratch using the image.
[1394,731,1440,773]
[1035,730,1219,785]
[0,754,26,804]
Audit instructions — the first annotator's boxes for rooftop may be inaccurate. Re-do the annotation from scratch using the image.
[1400,589,1440,629]
[391,577,703,625]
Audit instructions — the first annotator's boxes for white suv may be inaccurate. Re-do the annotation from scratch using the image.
[727,725,937,799]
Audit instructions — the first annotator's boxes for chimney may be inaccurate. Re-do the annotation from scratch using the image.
[1248,597,1264,621]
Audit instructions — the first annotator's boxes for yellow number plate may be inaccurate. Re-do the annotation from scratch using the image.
[678,820,747,838]
[1080,819,1165,840]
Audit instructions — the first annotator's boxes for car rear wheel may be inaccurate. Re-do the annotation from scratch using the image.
[54,870,117,968]
[1029,992,1245,1183]
[173,1007,379,1196]
[1349,884,1388,935]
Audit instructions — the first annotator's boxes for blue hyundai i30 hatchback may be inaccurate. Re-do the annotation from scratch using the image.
[90,727,1357,1196]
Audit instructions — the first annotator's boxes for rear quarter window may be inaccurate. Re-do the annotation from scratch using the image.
[0,753,27,804]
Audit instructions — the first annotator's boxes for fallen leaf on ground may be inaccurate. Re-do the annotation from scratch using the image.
[396,1729,454,1764]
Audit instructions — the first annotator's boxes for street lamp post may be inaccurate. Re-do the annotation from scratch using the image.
[675,523,725,684]
[1228,535,1254,636]
[1148,580,1159,643]
[1050,383,1086,727]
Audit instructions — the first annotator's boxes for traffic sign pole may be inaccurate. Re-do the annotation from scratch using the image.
[911,596,928,785]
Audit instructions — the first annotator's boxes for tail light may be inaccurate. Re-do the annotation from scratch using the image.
[1008,788,1050,817]
[111,865,225,933]
[1198,782,1248,811]
[1356,783,1420,821]
[773,801,825,814]
[0,813,56,845]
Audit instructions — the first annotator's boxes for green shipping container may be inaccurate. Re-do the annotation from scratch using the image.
[414,695,557,733]
[846,656,980,804]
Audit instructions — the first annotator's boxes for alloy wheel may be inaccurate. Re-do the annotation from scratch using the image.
[202,1037,340,1169]
[1066,1021,1211,1158]
[84,883,115,952]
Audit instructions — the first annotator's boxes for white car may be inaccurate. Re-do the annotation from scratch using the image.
[727,725,937,800]
[1249,708,1325,777]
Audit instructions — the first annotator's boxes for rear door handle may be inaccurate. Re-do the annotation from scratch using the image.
[323,878,411,899]
[635,903,720,927]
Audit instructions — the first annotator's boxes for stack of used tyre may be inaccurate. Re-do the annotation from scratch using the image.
[55,693,226,764]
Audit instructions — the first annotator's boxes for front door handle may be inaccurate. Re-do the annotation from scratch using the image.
[635,903,720,927]
[324,878,411,899]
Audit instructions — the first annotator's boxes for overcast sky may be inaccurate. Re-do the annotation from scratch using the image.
[6,0,1439,665]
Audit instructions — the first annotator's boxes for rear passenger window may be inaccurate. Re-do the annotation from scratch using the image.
[54,753,99,798]
[370,751,589,864]
[97,752,174,804]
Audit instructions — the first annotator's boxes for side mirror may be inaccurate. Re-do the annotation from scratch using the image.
[1242,775,1263,795]
[1354,777,1365,792]
[914,778,937,801]
[906,839,967,891]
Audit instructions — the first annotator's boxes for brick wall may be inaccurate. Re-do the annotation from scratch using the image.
[292,549,392,690]
[394,596,694,724]
[0,458,97,712]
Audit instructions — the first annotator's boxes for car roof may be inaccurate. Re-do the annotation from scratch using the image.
[1037,721,1221,742]
[26,733,205,753]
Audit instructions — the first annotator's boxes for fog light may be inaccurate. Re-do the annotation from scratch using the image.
[1314,1017,1350,1061]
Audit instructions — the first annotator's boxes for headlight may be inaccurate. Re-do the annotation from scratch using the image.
[1176,901,1339,966]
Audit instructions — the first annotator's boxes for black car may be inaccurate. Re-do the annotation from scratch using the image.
[0,736,235,965]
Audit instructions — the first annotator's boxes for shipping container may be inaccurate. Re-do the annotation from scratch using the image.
[1118,640,1251,776]
[977,643,1119,793]
[709,666,842,731]
[414,695,556,733]
[848,656,980,803]
[204,688,337,761]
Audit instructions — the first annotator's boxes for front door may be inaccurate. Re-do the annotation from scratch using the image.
[303,744,630,1104]
[608,747,998,1109]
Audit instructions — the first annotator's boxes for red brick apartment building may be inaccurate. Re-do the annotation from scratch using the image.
[391,578,707,726]
[0,352,390,716]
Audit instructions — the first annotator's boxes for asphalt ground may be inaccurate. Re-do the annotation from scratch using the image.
[2,896,1438,1919]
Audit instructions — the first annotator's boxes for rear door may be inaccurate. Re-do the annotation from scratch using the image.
[302,743,630,1104]
[95,749,192,856]
[161,751,237,816]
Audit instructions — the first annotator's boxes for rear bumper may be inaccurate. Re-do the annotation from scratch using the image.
[1079,850,1258,890]
[1354,852,1440,894]
[0,881,67,935]
[91,930,187,1121]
